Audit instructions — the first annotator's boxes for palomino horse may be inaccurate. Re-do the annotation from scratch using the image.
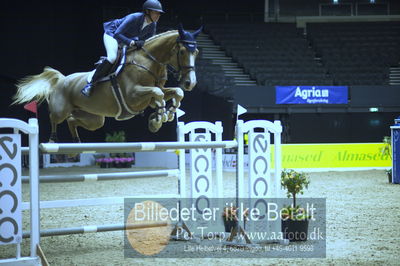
[13,25,201,142]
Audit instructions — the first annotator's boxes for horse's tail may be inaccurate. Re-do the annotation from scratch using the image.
[12,67,66,105]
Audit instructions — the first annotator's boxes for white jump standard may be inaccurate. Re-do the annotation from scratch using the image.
[0,117,285,265]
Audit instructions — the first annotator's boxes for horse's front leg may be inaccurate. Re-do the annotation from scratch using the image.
[129,85,166,133]
[162,87,184,122]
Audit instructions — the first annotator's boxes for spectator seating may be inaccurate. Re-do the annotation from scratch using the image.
[205,22,400,87]
[164,21,399,99]
[195,58,235,98]
[306,21,400,85]
[205,23,333,86]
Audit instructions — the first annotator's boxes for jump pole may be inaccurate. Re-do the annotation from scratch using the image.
[21,169,180,183]
[22,222,169,238]
[39,141,237,154]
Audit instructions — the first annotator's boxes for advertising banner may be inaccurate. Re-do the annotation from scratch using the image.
[220,143,391,171]
[276,86,348,104]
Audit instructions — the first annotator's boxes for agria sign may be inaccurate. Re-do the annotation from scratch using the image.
[276,86,348,104]
[294,87,329,102]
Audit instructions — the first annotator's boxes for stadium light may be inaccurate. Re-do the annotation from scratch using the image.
[333,0,339,4]
[370,0,376,3]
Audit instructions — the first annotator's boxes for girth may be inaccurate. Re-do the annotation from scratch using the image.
[109,75,140,121]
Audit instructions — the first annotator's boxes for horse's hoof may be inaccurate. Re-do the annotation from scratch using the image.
[148,120,162,133]
[162,113,168,123]
[167,112,175,122]
[148,113,162,133]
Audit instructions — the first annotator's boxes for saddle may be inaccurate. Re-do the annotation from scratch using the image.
[87,47,126,83]
[88,47,141,121]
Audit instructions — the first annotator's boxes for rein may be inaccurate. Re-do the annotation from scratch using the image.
[125,42,195,83]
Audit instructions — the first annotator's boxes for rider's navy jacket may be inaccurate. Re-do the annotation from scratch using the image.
[103,12,156,46]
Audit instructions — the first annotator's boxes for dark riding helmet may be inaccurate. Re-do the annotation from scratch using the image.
[143,0,164,13]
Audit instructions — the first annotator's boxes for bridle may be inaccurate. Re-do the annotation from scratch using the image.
[125,40,196,83]
[172,39,197,80]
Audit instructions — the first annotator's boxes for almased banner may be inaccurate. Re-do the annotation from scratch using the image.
[221,143,391,171]
[276,86,348,104]
[280,143,390,169]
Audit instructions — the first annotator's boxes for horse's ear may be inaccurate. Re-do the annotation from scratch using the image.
[178,23,185,39]
[193,26,203,39]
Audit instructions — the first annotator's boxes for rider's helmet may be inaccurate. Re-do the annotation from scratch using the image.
[143,0,164,13]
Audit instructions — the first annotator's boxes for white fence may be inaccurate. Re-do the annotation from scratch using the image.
[0,118,283,265]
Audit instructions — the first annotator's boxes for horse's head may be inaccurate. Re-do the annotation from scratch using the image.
[170,24,202,91]
[126,26,202,91]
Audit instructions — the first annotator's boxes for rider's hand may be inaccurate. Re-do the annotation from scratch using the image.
[135,40,145,49]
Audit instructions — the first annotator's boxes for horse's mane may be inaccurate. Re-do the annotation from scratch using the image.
[146,30,178,43]
[126,30,177,53]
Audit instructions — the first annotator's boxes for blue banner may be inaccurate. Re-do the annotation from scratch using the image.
[276,86,348,104]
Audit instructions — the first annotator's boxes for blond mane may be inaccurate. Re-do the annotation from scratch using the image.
[146,30,178,43]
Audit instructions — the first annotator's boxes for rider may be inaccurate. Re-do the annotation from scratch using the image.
[81,0,164,97]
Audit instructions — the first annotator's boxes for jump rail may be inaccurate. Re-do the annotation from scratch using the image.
[21,169,180,183]
[39,141,237,154]
[22,194,181,210]
[22,222,169,238]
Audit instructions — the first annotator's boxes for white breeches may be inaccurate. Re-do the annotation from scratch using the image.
[103,33,119,64]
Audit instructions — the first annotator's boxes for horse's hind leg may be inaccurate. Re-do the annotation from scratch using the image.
[49,122,59,143]
[67,110,105,142]
[48,98,73,143]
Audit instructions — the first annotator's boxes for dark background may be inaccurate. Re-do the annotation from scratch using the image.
[0,0,234,143]
[1,0,399,143]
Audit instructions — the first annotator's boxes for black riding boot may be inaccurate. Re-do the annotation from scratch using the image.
[81,60,113,97]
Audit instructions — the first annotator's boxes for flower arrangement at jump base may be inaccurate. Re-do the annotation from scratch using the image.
[96,157,134,168]
[280,169,311,241]
[94,130,134,168]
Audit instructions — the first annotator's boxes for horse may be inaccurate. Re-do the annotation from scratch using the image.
[13,24,201,142]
